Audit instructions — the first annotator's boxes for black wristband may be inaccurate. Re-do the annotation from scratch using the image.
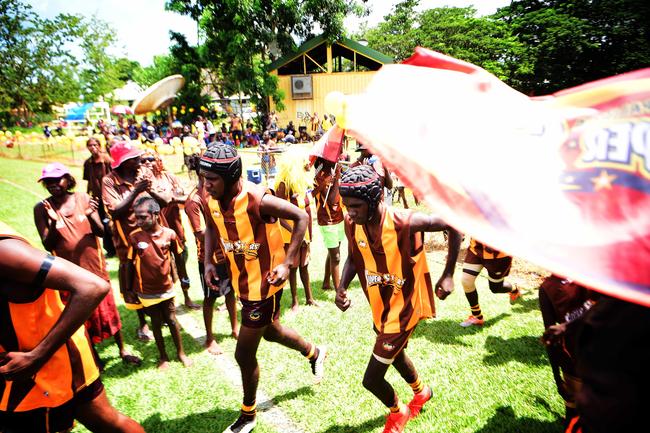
[32,254,55,287]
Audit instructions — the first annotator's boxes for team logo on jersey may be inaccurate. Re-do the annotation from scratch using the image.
[365,270,405,293]
[358,239,367,248]
[382,342,395,352]
[249,311,261,321]
[222,239,261,259]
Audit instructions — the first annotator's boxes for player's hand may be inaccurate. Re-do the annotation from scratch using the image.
[435,274,454,300]
[0,351,43,381]
[335,289,351,311]
[85,197,99,216]
[133,177,151,194]
[542,323,567,346]
[42,200,58,221]
[267,264,290,285]
[204,263,219,290]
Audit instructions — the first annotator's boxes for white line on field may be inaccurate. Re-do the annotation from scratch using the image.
[0,177,44,199]
[175,310,307,433]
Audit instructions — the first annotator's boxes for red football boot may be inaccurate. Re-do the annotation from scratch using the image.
[408,385,432,419]
[382,404,411,433]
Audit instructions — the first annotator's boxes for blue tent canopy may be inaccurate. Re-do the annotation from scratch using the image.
[65,103,94,121]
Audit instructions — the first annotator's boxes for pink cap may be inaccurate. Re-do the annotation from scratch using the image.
[38,162,70,181]
[110,141,143,169]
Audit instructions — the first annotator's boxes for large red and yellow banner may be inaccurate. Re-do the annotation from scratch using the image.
[337,47,650,306]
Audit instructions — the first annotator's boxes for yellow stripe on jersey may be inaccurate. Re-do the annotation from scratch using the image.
[381,211,405,334]
[209,196,242,298]
[354,223,385,332]
[233,192,264,300]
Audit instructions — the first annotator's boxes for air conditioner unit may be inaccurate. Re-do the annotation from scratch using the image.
[291,75,313,100]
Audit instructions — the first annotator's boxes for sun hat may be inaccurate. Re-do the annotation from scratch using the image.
[110,140,144,169]
[38,162,70,181]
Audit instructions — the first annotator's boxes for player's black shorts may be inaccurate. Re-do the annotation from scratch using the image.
[241,289,283,328]
[199,262,233,299]
[0,378,104,433]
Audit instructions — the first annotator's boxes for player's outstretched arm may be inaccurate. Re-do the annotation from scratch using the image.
[0,239,109,381]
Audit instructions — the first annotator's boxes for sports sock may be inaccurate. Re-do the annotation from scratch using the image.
[304,343,319,360]
[465,290,483,320]
[389,400,403,413]
[409,377,424,394]
[241,401,256,419]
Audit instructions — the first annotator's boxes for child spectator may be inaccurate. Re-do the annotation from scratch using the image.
[126,196,193,369]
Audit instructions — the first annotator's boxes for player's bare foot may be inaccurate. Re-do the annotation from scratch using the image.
[158,360,171,370]
[179,354,193,367]
[291,303,299,312]
[184,300,201,310]
[217,303,227,312]
[136,326,153,342]
[205,339,223,355]
[306,300,319,307]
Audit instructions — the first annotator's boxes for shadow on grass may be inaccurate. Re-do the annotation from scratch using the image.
[141,407,240,433]
[98,304,204,378]
[275,278,337,313]
[414,313,509,346]
[482,335,547,366]
[473,406,563,433]
[511,296,541,314]
[268,385,314,406]
[319,414,385,433]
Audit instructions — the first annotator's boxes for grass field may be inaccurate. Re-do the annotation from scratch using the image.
[0,155,563,433]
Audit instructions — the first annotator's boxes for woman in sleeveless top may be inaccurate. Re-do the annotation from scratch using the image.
[33,162,140,366]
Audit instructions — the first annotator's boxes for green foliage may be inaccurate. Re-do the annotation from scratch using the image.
[0,0,135,121]
[496,0,650,94]
[113,58,142,83]
[361,0,650,94]
[360,2,529,84]
[133,54,176,88]
[166,0,366,118]
[0,1,83,115]
[77,19,124,102]
[357,0,420,62]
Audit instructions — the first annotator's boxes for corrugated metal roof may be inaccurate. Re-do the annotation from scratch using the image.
[267,35,393,72]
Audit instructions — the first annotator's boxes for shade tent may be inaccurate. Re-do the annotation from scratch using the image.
[64,103,95,121]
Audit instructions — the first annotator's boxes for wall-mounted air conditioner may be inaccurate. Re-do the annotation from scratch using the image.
[291,75,313,100]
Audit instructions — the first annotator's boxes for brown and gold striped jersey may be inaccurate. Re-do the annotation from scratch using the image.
[345,208,435,334]
[185,187,226,264]
[468,238,510,260]
[207,182,286,301]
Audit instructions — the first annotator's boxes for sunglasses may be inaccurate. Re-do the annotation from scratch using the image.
[141,157,156,162]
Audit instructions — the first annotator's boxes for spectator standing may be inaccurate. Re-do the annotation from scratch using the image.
[33,163,141,366]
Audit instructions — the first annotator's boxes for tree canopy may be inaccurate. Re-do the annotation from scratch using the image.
[360,0,650,95]
[495,0,650,94]
[0,0,137,120]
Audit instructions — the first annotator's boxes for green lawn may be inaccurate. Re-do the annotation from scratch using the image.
[0,156,563,433]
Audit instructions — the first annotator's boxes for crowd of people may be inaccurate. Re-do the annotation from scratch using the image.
[1,126,648,433]
[65,110,332,154]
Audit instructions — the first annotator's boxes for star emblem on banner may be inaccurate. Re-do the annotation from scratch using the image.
[591,170,617,191]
